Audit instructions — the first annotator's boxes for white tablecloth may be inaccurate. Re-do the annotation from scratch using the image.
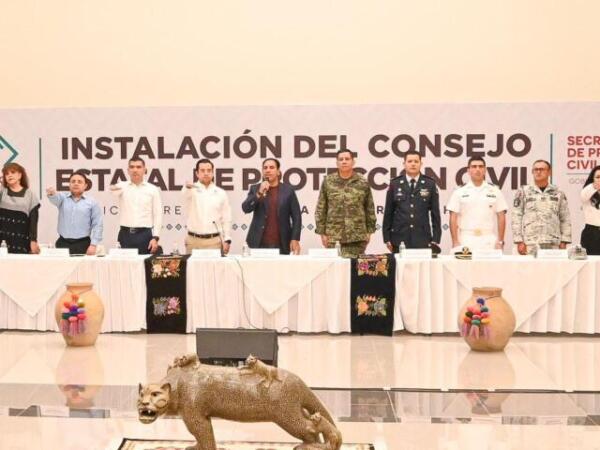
[395,256,600,334]
[186,256,351,333]
[0,256,147,332]
[2,255,599,334]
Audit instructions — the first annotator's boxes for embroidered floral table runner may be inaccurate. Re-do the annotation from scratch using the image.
[144,255,190,333]
[350,254,396,336]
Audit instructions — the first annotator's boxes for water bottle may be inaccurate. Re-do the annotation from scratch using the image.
[399,241,407,256]
[242,243,250,257]
[0,240,7,255]
[172,243,180,256]
[334,240,342,257]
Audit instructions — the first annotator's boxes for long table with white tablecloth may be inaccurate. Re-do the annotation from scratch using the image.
[0,255,148,332]
[1,255,599,334]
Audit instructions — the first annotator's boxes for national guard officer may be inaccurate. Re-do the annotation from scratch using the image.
[315,149,376,258]
[447,157,508,251]
[382,150,441,252]
[512,160,571,255]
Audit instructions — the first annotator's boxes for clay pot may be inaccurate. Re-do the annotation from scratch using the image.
[458,287,515,352]
[55,283,104,346]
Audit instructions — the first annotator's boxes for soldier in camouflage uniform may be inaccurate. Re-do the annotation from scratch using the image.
[315,149,376,258]
[512,160,571,255]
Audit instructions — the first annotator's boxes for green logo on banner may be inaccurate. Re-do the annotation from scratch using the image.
[0,135,19,164]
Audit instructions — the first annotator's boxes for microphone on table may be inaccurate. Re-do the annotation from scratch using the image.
[212,220,225,257]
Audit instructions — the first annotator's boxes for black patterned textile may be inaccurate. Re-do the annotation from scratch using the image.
[144,255,189,333]
[350,254,396,336]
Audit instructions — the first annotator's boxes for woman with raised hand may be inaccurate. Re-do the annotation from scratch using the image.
[580,165,600,255]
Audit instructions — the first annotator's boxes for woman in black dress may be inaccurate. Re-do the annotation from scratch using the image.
[0,163,40,254]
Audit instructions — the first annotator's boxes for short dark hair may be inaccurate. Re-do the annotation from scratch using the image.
[468,156,486,167]
[69,171,91,190]
[336,149,354,159]
[128,157,145,166]
[262,158,280,169]
[533,159,552,170]
[195,159,214,171]
[403,150,422,161]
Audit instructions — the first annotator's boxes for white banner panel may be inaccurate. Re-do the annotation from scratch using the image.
[1,103,598,254]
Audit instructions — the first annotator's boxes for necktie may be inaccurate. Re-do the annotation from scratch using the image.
[410,179,416,193]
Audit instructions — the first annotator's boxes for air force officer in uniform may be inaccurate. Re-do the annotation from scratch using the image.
[382,150,441,252]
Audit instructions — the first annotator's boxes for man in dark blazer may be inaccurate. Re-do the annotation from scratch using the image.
[382,150,442,252]
[242,158,302,255]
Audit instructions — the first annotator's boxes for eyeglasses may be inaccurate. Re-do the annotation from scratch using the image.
[532,168,549,172]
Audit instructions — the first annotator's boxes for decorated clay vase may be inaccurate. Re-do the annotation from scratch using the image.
[55,283,104,346]
[458,287,515,352]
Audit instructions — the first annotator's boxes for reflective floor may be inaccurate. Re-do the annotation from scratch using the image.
[1,331,600,449]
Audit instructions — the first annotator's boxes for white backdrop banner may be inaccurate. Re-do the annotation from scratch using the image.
[1,103,599,254]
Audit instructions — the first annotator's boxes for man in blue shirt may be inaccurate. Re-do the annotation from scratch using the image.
[47,172,103,255]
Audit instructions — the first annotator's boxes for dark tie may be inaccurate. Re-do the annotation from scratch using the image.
[410,179,416,193]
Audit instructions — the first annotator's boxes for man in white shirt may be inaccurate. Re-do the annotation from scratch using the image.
[447,157,508,251]
[110,157,162,254]
[183,159,232,255]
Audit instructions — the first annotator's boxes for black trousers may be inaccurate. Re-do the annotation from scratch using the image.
[581,224,600,256]
[118,227,153,255]
[56,236,91,255]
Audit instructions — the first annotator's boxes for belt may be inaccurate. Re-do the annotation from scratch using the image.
[188,231,220,239]
[59,236,90,243]
[121,226,151,234]
[461,229,494,236]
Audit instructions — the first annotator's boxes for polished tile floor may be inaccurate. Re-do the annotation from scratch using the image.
[1,331,600,449]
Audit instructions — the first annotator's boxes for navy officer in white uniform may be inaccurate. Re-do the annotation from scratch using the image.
[447,156,508,251]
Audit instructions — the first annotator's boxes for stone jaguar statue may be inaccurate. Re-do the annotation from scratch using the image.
[138,354,342,450]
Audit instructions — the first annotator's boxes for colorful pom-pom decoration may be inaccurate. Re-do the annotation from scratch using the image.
[460,298,491,340]
[59,292,87,336]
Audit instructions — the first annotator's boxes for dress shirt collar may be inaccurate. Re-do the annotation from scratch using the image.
[195,182,215,191]
[466,180,486,189]
[67,192,87,200]
[406,174,420,184]
[128,180,148,187]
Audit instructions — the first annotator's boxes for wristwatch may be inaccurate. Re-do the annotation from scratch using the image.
[224,240,232,244]
[152,236,160,242]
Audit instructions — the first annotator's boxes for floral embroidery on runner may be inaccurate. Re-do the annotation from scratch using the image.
[355,295,388,317]
[357,255,389,277]
[152,297,181,316]
[151,258,182,279]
